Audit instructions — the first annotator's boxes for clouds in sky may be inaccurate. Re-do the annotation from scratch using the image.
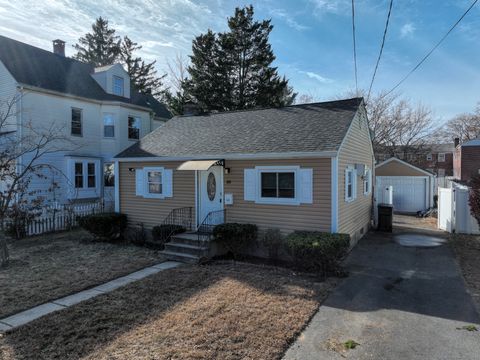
[400,22,416,38]
[299,71,333,84]
[269,8,309,31]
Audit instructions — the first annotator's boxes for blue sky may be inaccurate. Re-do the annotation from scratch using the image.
[0,0,479,122]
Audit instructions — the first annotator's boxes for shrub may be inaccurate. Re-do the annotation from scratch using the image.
[151,224,186,249]
[78,212,127,241]
[127,223,147,246]
[469,175,480,229]
[285,231,350,277]
[213,223,258,259]
[261,228,284,260]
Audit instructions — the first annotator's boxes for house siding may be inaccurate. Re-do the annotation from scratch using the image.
[457,146,480,182]
[337,107,374,243]
[224,158,331,234]
[376,161,428,177]
[0,60,18,133]
[118,158,331,233]
[119,161,196,229]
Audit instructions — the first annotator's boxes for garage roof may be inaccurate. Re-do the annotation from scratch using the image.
[375,157,434,177]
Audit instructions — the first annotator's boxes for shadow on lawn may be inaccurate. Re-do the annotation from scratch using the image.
[1,263,330,360]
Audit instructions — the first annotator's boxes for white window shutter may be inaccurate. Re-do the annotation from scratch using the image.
[299,168,313,204]
[163,169,173,197]
[345,169,349,202]
[135,169,144,196]
[244,169,256,201]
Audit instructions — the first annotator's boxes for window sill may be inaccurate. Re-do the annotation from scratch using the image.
[345,197,356,203]
[143,193,166,199]
[255,197,300,206]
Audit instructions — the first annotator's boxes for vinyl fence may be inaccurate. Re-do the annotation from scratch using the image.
[438,185,480,235]
[4,201,106,237]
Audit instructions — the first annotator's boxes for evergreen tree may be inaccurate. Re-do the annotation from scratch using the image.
[73,17,121,66]
[183,5,295,112]
[120,36,166,98]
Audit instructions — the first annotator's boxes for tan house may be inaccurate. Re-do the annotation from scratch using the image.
[114,98,374,262]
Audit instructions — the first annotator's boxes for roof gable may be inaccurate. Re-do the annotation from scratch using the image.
[376,157,434,177]
[116,98,363,159]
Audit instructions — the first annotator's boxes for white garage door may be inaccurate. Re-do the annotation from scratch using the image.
[376,176,428,213]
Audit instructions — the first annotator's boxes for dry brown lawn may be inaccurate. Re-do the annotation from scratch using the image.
[0,230,164,318]
[0,262,336,360]
[450,233,480,310]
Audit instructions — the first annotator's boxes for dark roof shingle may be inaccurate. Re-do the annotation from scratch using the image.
[116,98,363,158]
[0,35,171,119]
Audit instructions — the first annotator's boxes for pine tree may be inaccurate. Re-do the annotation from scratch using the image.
[183,5,295,112]
[120,36,166,98]
[73,17,121,66]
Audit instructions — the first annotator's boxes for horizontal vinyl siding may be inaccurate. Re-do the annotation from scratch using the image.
[119,161,195,229]
[338,108,374,241]
[376,161,427,177]
[224,158,331,234]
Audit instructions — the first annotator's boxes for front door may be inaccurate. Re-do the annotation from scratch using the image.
[198,166,224,226]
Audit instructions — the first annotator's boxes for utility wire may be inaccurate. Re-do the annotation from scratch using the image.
[351,0,358,95]
[382,0,478,98]
[367,0,394,104]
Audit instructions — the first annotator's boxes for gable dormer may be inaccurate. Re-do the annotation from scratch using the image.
[91,63,130,99]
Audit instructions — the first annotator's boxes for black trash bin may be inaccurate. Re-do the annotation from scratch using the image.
[377,203,393,232]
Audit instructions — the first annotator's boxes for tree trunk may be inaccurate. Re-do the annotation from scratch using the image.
[0,232,9,267]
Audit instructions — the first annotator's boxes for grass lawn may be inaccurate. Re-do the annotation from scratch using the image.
[450,233,480,310]
[0,230,164,318]
[0,262,336,360]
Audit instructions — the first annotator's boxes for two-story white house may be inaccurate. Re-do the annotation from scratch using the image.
[0,35,171,209]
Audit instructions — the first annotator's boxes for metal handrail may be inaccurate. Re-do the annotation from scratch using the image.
[157,207,193,244]
[197,209,226,245]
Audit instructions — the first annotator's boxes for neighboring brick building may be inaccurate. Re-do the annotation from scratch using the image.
[376,143,455,176]
[454,139,480,182]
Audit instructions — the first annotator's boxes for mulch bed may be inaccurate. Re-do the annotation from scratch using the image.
[0,230,164,318]
[0,262,337,360]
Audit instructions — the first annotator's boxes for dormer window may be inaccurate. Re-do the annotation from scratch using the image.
[113,76,124,96]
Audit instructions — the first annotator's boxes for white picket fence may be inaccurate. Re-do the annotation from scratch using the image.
[4,201,106,237]
[438,185,480,235]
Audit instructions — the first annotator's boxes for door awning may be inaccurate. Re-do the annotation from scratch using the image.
[177,159,224,171]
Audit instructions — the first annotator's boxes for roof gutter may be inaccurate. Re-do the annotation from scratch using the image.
[18,83,153,113]
[115,151,338,162]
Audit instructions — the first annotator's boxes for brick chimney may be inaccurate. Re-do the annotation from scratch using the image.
[454,137,460,148]
[52,39,65,57]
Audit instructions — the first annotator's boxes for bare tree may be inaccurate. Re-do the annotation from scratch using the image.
[165,53,189,95]
[440,108,480,143]
[0,94,74,266]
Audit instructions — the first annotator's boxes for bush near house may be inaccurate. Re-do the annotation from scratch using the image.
[213,223,258,258]
[469,175,480,228]
[261,228,284,261]
[286,231,350,277]
[78,213,127,241]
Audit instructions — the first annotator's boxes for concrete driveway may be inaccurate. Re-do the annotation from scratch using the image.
[284,226,480,360]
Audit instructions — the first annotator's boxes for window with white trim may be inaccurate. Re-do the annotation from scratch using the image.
[426,154,432,161]
[243,166,312,205]
[147,169,162,194]
[103,114,115,138]
[438,153,446,162]
[345,167,356,202]
[261,172,295,199]
[363,168,372,195]
[128,116,141,140]
[71,108,82,136]
[68,158,100,199]
[113,76,124,96]
[104,163,115,187]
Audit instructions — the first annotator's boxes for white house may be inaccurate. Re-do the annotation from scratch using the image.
[0,35,171,209]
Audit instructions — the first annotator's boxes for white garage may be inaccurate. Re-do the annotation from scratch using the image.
[375,157,435,213]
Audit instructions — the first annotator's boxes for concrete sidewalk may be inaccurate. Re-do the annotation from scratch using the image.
[0,261,181,332]
[284,229,480,360]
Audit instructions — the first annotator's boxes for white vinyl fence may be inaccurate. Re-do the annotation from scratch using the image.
[3,201,106,237]
[438,185,480,234]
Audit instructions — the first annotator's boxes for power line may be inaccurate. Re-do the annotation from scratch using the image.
[367,0,394,103]
[382,0,478,98]
[351,0,358,95]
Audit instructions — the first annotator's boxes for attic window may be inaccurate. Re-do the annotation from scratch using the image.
[113,76,124,96]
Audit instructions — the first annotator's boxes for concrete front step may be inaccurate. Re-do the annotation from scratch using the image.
[164,242,209,256]
[172,232,212,246]
[160,250,200,264]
